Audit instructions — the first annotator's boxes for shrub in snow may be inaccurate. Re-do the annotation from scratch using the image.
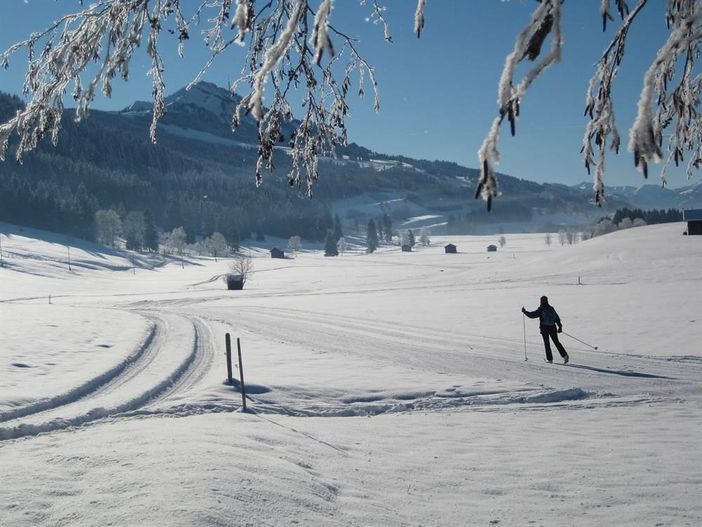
[288,235,302,254]
[419,228,431,247]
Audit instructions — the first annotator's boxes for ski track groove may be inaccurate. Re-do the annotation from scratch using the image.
[0,310,212,443]
[146,314,215,406]
[0,317,158,424]
[194,304,698,407]
[227,304,701,380]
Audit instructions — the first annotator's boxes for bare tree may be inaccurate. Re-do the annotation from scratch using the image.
[593,218,618,237]
[95,209,122,247]
[498,235,506,248]
[419,227,431,247]
[227,254,254,288]
[288,235,302,254]
[206,232,229,261]
[545,233,552,246]
[336,236,348,255]
[2,1,701,207]
[164,227,187,256]
[618,217,634,230]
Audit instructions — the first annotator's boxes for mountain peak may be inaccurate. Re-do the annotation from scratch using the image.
[120,81,241,121]
[164,81,241,120]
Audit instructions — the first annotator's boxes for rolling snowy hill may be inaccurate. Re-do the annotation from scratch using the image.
[0,221,700,526]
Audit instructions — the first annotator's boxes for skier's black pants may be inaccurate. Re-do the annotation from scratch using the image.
[540,325,567,362]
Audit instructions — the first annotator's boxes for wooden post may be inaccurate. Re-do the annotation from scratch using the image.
[237,337,247,412]
[225,333,233,384]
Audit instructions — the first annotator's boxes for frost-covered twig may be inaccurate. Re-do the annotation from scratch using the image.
[361,0,393,43]
[0,0,384,197]
[233,0,381,194]
[477,0,563,210]
[629,2,702,181]
[414,0,427,38]
[583,0,648,204]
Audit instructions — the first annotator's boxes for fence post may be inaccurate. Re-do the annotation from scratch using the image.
[237,337,247,412]
[225,333,233,384]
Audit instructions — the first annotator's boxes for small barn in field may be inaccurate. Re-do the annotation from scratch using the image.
[270,248,285,259]
[487,244,497,252]
[401,244,412,252]
[444,243,457,254]
[225,274,244,290]
[683,209,702,235]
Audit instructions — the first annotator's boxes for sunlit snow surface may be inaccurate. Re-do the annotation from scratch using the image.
[0,222,700,526]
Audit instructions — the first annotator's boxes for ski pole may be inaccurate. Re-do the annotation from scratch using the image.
[562,331,598,350]
[522,313,528,361]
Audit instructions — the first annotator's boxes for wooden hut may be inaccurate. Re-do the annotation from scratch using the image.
[270,248,285,259]
[444,243,457,254]
[225,274,244,290]
[487,244,497,252]
[683,209,702,235]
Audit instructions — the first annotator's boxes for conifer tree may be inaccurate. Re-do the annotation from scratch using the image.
[123,211,145,251]
[383,214,393,242]
[333,214,343,242]
[143,209,159,252]
[367,219,379,254]
[324,231,338,257]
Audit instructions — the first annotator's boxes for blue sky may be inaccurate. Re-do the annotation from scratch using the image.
[0,1,694,189]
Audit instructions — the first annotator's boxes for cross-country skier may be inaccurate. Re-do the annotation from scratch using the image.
[522,296,569,364]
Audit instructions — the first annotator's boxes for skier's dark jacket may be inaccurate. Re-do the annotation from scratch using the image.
[523,305,561,331]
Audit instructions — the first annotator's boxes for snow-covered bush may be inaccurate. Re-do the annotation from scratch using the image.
[204,232,229,260]
[95,210,121,247]
[419,228,431,247]
[288,235,302,254]
[593,218,617,237]
[618,217,633,230]
[163,227,187,256]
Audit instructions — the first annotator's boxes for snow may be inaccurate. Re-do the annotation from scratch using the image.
[0,221,700,525]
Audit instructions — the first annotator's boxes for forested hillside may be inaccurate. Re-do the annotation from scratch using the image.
[0,91,334,244]
[2,82,695,246]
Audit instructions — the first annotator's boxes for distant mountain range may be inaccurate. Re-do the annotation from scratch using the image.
[578,182,702,210]
[1,81,701,242]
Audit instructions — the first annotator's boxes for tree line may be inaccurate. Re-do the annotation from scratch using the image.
[0,93,334,247]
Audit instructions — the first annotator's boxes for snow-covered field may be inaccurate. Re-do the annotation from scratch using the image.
[1,222,700,526]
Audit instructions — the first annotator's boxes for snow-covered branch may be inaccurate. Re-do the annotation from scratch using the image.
[477,0,562,211]
[583,0,648,204]
[4,1,702,207]
[629,1,702,183]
